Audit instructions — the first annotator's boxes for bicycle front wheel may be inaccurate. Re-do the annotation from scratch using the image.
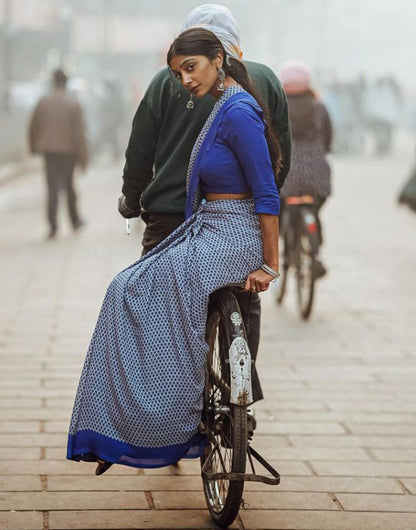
[201,289,248,528]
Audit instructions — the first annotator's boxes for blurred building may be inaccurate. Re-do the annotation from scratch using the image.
[1,0,415,163]
[0,0,177,163]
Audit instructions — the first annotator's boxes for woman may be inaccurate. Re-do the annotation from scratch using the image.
[279,61,332,276]
[67,28,280,473]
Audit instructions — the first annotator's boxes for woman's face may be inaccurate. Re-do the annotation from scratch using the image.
[169,54,222,98]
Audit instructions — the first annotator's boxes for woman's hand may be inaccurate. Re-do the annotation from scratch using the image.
[244,269,275,293]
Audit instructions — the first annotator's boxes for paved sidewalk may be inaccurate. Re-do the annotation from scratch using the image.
[0,153,415,530]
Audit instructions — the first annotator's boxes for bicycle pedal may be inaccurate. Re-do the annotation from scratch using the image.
[241,498,249,509]
[247,409,257,437]
[312,259,327,279]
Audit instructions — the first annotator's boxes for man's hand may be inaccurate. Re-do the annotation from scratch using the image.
[118,194,141,219]
[244,269,275,293]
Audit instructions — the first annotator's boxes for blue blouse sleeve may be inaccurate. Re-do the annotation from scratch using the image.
[219,103,280,215]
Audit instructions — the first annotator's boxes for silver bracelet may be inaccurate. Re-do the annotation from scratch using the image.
[261,263,280,279]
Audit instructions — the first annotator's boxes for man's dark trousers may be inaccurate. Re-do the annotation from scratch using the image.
[141,212,264,402]
[44,153,81,233]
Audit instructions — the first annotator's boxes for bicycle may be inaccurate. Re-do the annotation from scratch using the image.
[276,196,322,320]
[200,286,280,528]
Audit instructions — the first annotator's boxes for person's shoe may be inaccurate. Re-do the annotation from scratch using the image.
[247,408,257,439]
[95,459,113,475]
[312,258,327,279]
[73,219,86,231]
[46,229,57,240]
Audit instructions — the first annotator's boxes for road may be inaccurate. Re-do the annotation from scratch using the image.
[0,150,415,529]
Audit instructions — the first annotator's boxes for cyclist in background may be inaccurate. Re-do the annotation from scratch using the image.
[279,61,332,277]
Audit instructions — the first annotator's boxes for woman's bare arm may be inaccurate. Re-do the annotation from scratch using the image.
[245,213,279,292]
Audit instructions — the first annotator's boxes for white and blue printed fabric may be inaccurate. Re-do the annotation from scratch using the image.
[67,88,264,469]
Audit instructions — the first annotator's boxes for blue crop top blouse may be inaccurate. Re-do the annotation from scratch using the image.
[198,101,280,216]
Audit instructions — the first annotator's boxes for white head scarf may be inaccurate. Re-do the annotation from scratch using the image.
[179,4,242,60]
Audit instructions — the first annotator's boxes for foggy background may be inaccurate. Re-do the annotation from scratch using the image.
[0,0,415,165]
[1,4,416,526]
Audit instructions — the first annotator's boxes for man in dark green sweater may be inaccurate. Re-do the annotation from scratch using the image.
[120,9,291,248]
[119,4,291,401]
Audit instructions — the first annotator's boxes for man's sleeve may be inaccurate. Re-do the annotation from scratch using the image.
[267,73,292,191]
[121,71,169,210]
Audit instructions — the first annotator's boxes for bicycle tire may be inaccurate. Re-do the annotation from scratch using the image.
[296,233,315,319]
[201,289,248,528]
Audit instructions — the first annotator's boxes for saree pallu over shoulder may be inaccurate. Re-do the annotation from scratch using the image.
[67,199,263,469]
[185,86,265,219]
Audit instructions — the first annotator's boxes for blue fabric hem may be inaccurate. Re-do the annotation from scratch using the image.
[254,205,281,216]
[67,430,208,469]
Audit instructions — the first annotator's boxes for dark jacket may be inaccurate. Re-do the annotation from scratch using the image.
[281,93,332,199]
[122,61,291,214]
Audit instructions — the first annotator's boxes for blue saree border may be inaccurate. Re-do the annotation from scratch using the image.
[67,430,208,469]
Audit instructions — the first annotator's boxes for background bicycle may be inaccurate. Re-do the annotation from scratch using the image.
[276,196,325,320]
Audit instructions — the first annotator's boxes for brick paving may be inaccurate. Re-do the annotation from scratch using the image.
[0,152,415,529]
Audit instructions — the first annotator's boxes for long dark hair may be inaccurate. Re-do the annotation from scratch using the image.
[167,28,282,178]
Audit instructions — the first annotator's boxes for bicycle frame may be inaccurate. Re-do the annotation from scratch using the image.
[283,202,320,264]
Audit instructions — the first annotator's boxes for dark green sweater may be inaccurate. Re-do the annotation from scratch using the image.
[122,61,291,214]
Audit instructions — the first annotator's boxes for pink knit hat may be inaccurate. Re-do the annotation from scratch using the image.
[279,61,311,94]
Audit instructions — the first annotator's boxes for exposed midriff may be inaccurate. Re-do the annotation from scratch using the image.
[205,192,252,201]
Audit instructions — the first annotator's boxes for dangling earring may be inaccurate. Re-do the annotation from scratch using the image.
[217,67,225,92]
[186,93,194,109]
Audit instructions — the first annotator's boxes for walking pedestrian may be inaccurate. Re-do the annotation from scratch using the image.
[118,3,291,401]
[28,69,88,239]
[67,27,280,473]
[279,60,332,277]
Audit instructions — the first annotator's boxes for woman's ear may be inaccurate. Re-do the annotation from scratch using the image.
[215,53,224,69]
